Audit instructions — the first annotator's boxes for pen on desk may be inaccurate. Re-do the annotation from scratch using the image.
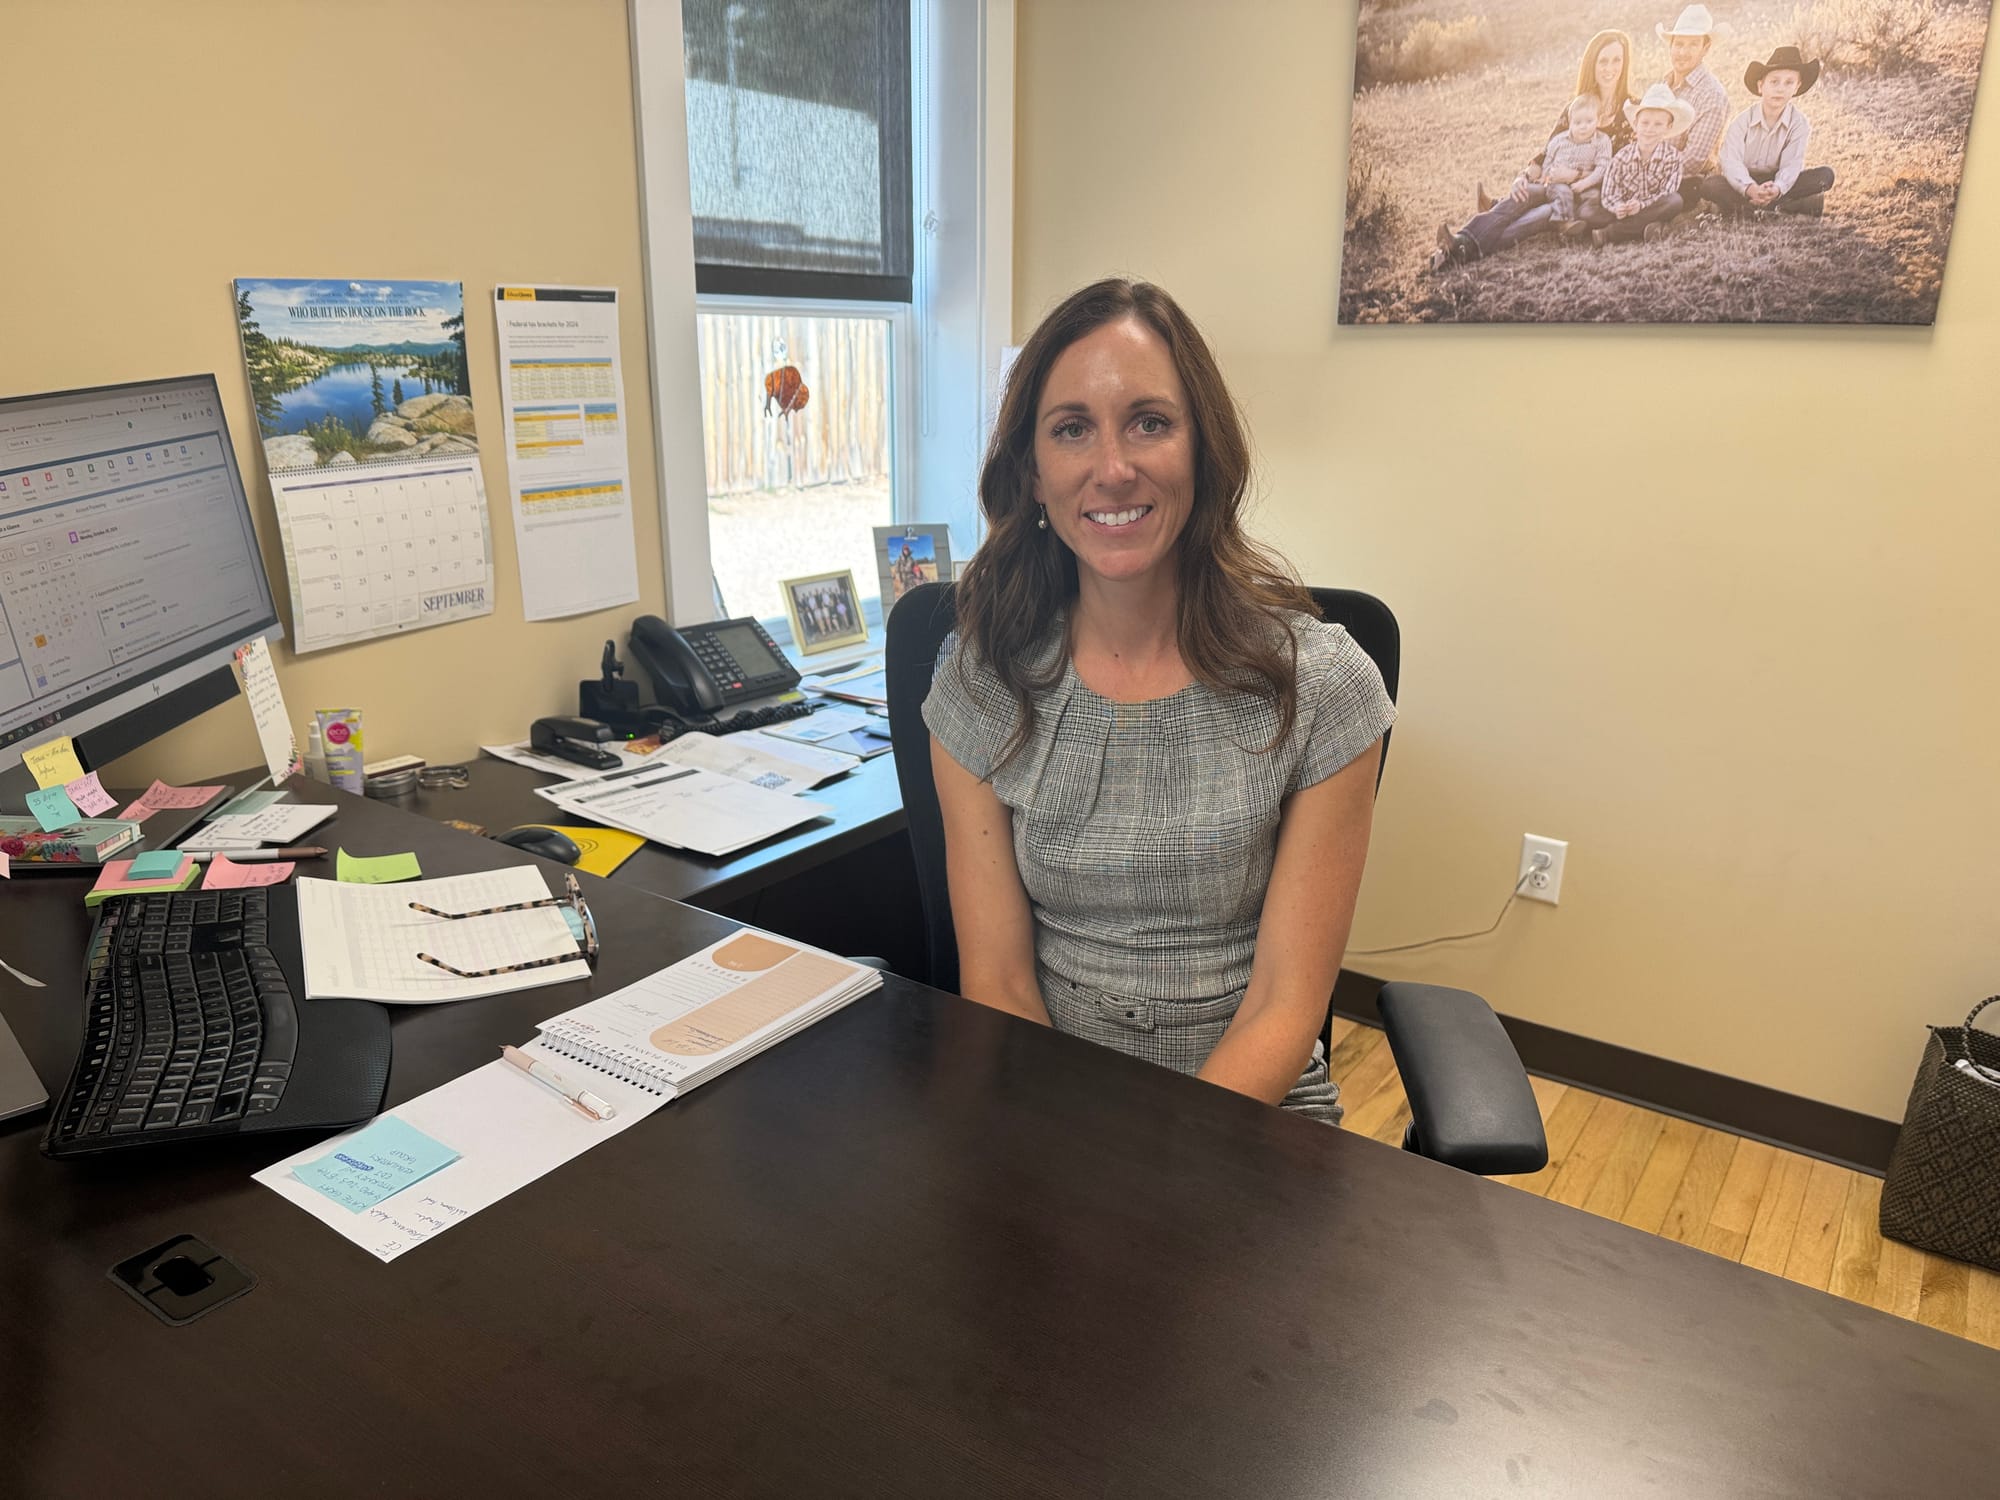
[501,1044,616,1121]
[184,845,329,864]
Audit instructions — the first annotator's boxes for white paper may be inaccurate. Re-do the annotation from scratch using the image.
[760,706,871,744]
[270,460,495,654]
[534,762,831,857]
[484,731,854,794]
[493,286,640,620]
[231,638,301,784]
[657,729,857,792]
[296,868,591,1003]
[184,802,336,848]
[481,739,654,780]
[253,1037,672,1263]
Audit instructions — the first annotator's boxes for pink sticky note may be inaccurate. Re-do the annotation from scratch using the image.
[132,779,224,811]
[64,771,118,817]
[200,855,295,890]
[0,850,10,878]
[118,800,157,823]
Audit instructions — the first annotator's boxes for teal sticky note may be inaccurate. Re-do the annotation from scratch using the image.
[290,1116,461,1213]
[216,787,287,817]
[25,784,81,833]
[126,850,185,880]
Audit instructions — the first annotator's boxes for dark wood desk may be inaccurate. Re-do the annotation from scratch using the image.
[3,782,1997,1496]
[395,753,924,976]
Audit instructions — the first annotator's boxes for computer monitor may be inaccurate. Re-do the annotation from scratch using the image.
[0,374,281,809]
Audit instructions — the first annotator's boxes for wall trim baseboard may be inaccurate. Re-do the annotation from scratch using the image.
[1334,972,1902,1177]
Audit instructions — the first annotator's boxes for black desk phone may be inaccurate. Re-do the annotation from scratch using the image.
[628,615,800,715]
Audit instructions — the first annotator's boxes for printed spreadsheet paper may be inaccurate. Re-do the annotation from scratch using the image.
[253,1036,672,1263]
[295,867,590,1003]
[493,286,640,621]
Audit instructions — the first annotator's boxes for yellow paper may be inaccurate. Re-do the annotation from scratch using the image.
[22,736,86,790]
[528,824,644,879]
[336,849,424,884]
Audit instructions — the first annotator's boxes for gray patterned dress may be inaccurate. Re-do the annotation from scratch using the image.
[922,613,1396,1124]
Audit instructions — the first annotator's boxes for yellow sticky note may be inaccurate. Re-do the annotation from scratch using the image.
[336,849,423,884]
[22,736,85,790]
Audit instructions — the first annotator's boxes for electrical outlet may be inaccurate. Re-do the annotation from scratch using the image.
[1519,834,1567,905]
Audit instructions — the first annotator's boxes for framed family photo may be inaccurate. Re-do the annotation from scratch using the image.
[780,569,869,655]
[1339,0,1994,324]
[871,524,953,607]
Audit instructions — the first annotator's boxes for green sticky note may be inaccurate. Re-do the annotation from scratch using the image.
[25,784,82,833]
[126,850,185,880]
[290,1116,460,1212]
[337,848,423,884]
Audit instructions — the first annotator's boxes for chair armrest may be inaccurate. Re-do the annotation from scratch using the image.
[1375,982,1548,1176]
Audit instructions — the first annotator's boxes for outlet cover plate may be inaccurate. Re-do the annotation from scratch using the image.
[1520,834,1567,906]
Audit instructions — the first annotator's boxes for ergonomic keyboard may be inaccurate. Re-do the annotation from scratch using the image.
[43,886,392,1158]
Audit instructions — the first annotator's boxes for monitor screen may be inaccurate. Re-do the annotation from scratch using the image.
[0,374,280,779]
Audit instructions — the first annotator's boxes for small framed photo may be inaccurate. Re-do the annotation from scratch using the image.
[872,524,952,607]
[780,569,869,655]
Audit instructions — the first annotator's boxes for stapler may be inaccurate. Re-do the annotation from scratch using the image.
[531,715,621,771]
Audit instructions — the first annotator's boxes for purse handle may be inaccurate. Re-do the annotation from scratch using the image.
[1963,995,2000,1045]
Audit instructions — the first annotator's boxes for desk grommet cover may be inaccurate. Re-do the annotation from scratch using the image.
[108,1234,256,1326]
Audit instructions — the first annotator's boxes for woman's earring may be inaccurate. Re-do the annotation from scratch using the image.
[1036,509,1048,530]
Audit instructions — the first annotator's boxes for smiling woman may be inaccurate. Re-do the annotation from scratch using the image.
[923,278,1397,1128]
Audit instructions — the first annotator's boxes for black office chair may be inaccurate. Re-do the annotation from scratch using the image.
[883,582,1548,1177]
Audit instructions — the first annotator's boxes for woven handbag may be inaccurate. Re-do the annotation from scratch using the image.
[1879,996,2000,1271]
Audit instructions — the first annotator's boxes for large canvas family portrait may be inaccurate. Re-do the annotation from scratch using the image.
[1339,0,1994,323]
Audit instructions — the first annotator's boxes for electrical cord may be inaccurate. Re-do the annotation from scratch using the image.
[1346,860,1544,958]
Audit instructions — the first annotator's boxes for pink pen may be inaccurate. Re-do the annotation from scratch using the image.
[500,1044,615,1121]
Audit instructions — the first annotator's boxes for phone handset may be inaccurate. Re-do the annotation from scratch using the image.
[629,615,724,715]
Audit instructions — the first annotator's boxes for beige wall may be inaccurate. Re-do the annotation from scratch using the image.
[1,0,667,788]
[1016,0,2000,1120]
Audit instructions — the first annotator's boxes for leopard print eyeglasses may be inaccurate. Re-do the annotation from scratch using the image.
[409,871,600,978]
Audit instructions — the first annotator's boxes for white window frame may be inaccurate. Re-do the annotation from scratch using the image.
[691,292,917,529]
[628,0,1012,625]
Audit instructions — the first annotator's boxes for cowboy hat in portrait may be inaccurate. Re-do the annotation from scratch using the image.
[1745,45,1822,95]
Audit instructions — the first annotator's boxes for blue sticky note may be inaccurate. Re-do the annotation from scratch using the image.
[290,1116,460,1213]
[25,784,81,833]
[125,850,185,880]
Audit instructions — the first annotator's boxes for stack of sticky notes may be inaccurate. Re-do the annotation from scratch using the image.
[85,852,200,908]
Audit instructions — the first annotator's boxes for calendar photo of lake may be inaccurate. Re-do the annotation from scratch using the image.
[234,277,480,473]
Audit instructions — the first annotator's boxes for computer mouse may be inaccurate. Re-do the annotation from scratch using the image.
[494,825,583,865]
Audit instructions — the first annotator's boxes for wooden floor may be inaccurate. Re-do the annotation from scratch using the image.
[1327,1017,2000,1351]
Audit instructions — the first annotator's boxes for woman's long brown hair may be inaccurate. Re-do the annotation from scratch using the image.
[1575,29,1636,112]
[952,278,1317,772]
